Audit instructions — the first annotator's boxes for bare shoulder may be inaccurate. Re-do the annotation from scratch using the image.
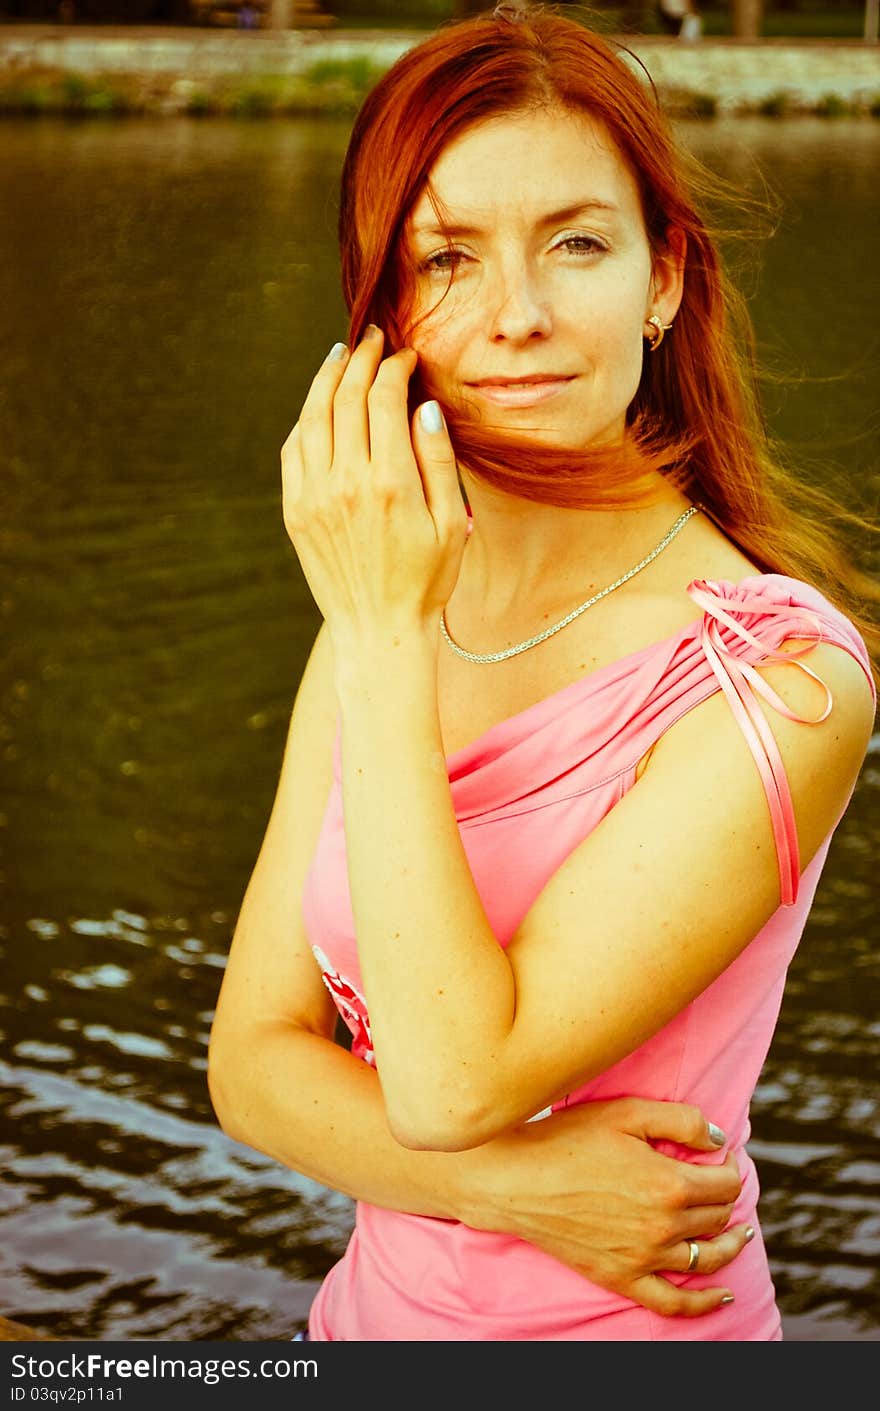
[651,511,875,789]
[760,633,874,788]
[760,634,875,722]
[649,634,875,865]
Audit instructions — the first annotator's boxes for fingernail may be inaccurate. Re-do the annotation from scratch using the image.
[708,1123,726,1146]
[364,323,383,339]
[744,1225,755,1243]
[720,1294,735,1305]
[327,342,348,362]
[420,400,444,433]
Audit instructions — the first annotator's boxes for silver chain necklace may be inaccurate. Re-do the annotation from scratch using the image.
[440,504,701,665]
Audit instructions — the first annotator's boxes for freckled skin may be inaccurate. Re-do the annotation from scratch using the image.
[404,106,677,452]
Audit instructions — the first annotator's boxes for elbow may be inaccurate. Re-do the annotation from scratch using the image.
[385,1093,501,1153]
[206,1033,246,1143]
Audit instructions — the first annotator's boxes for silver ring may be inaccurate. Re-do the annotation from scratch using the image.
[686,1240,700,1273]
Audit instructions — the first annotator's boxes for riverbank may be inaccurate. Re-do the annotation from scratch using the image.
[0,24,878,117]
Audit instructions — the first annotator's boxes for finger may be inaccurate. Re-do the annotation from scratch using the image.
[622,1097,729,1154]
[411,400,467,535]
[677,1149,743,1209]
[295,340,350,475]
[332,323,386,466]
[664,1223,755,1277]
[679,1202,737,1241]
[629,1274,737,1319]
[363,346,422,492]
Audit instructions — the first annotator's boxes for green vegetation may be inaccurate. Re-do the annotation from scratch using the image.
[0,69,146,116]
[0,57,386,118]
[662,87,719,118]
[758,90,795,116]
[0,61,876,120]
[814,91,855,115]
[0,4,876,123]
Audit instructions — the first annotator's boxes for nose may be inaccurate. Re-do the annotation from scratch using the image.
[487,259,553,343]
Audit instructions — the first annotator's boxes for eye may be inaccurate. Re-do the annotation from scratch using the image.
[554,234,608,257]
[418,247,468,275]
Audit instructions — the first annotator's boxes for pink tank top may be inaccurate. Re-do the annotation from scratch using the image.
[301,574,874,1341]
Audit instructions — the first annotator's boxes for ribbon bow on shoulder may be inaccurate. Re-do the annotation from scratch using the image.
[686,580,833,907]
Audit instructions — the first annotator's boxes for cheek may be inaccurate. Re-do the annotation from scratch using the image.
[410,302,473,389]
[578,278,648,373]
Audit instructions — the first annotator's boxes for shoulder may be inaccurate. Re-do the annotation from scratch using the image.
[756,631,875,784]
[649,619,874,875]
[694,569,875,709]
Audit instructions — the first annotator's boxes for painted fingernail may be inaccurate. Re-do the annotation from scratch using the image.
[744,1225,755,1243]
[708,1123,726,1146]
[720,1294,735,1305]
[420,400,444,433]
[327,342,348,362]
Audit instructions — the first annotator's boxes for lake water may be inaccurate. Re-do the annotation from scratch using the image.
[0,114,878,1342]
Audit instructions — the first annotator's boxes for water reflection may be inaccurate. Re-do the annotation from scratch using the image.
[0,115,878,1341]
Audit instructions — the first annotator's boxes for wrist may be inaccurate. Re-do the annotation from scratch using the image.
[444,1131,525,1235]
[331,621,440,698]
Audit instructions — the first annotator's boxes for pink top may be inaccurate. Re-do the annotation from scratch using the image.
[301,574,874,1341]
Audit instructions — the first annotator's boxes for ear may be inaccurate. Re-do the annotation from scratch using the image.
[648,225,686,326]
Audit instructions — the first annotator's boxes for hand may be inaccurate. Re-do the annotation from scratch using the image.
[281,327,468,655]
[461,1098,752,1318]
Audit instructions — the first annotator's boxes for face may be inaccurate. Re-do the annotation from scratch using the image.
[403,105,683,449]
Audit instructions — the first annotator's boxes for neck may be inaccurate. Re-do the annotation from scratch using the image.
[454,469,694,621]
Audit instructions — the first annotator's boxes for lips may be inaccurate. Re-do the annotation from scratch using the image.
[465,375,576,408]
[469,374,575,386]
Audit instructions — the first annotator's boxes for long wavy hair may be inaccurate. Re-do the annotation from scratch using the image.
[337,3,879,684]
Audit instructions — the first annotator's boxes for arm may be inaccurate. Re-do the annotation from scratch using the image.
[338,631,874,1150]
[279,329,876,1153]
[208,619,752,1318]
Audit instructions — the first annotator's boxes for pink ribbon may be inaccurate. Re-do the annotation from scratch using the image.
[686,580,833,907]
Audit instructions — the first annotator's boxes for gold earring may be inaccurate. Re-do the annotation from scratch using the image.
[645,314,673,351]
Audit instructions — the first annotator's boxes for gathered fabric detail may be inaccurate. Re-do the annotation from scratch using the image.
[329,573,867,897]
[686,579,834,906]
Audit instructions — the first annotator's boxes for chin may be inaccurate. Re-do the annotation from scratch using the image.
[469,407,620,448]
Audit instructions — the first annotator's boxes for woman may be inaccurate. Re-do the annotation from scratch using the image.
[208,7,877,1340]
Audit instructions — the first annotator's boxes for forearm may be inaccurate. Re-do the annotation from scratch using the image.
[335,629,516,1142]
[210,1020,500,1224]
[211,1031,752,1320]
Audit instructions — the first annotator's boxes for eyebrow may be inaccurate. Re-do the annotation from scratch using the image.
[411,200,621,238]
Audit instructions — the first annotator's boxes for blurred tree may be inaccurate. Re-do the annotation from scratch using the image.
[268,0,333,24]
[732,0,763,34]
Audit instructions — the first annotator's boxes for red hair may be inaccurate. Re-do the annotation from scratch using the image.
[338,4,879,681]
